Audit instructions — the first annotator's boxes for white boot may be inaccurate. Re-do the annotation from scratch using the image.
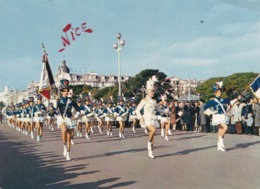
[148,150,155,159]
[110,132,113,136]
[63,145,67,156]
[37,135,40,142]
[219,137,225,148]
[168,130,172,135]
[145,128,148,134]
[165,136,169,141]
[85,133,90,140]
[66,152,71,161]
[107,130,110,136]
[147,142,155,159]
[147,141,152,151]
[132,127,136,133]
[161,129,164,136]
[71,139,75,145]
[79,132,83,138]
[217,142,226,152]
[31,131,34,139]
[119,132,122,138]
[121,133,125,139]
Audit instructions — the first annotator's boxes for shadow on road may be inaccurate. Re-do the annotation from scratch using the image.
[0,127,135,189]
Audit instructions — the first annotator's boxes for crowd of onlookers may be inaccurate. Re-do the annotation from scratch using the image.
[168,98,260,135]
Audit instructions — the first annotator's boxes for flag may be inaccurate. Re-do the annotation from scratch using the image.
[39,51,56,100]
[250,75,260,98]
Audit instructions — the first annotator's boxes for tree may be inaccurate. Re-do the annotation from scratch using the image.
[196,72,258,102]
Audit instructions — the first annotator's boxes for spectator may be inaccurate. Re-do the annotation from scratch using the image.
[254,98,260,135]
[199,101,207,133]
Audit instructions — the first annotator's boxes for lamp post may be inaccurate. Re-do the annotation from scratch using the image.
[141,85,146,98]
[113,33,125,97]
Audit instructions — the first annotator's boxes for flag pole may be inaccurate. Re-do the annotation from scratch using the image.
[41,43,50,107]
[226,76,258,113]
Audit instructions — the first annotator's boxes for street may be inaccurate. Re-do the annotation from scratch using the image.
[0,121,260,189]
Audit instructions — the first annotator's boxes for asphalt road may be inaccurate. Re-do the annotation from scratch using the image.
[0,120,260,189]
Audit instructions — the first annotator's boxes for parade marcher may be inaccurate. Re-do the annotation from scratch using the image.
[56,79,81,161]
[47,103,58,131]
[95,101,106,134]
[33,94,46,142]
[104,100,115,136]
[160,94,171,141]
[136,76,167,159]
[114,98,129,139]
[204,81,240,152]
[128,101,138,133]
[22,100,29,135]
[82,97,95,140]
[76,99,84,138]
[27,97,35,139]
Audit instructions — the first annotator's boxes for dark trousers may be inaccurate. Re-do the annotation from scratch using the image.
[245,125,252,134]
[229,124,236,134]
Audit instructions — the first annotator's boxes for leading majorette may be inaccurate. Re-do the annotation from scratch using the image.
[136,76,169,159]
[204,81,240,152]
[56,79,81,161]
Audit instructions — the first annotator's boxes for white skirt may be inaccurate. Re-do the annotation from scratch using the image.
[212,114,228,125]
[141,114,159,128]
[129,115,137,122]
[160,117,170,124]
[57,116,76,129]
[82,115,95,122]
[33,116,45,123]
[116,116,127,122]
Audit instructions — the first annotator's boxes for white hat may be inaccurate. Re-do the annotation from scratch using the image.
[146,75,158,90]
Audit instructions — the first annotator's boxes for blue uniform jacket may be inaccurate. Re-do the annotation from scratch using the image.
[204,97,230,115]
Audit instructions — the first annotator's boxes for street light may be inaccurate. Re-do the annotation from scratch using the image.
[113,33,125,97]
[141,85,146,98]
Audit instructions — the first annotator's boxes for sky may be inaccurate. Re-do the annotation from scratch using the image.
[0,0,260,91]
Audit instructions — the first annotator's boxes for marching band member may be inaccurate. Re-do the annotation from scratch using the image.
[22,101,29,136]
[56,79,81,161]
[136,76,167,159]
[82,97,95,140]
[204,81,240,152]
[33,94,46,142]
[128,101,138,133]
[104,100,115,136]
[160,94,171,141]
[7,105,15,128]
[16,103,22,132]
[114,98,129,139]
[95,101,106,134]
[76,99,84,138]
[47,103,57,131]
[26,97,35,139]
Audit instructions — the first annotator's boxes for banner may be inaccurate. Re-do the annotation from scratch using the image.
[250,75,260,98]
[39,45,56,100]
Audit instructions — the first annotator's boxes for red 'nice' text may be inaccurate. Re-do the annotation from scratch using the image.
[58,22,93,52]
